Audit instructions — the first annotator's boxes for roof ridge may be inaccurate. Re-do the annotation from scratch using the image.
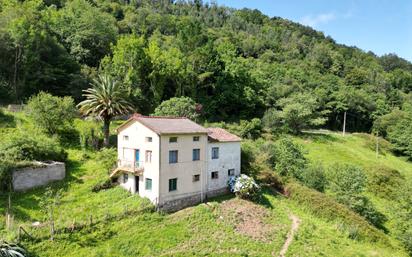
[132,113,189,120]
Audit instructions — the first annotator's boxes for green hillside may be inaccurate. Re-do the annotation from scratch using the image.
[0,112,410,256]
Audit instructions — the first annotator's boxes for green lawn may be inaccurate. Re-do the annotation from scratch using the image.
[0,113,410,256]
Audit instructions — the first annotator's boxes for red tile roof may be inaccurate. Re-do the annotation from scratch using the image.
[207,127,241,142]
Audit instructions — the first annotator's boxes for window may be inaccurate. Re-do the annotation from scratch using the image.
[123,173,128,183]
[211,147,219,159]
[169,150,178,163]
[145,137,152,142]
[145,150,152,163]
[192,149,200,161]
[228,169,235,176]
[169,178,177,191]
[193,174,200,182]
[169,137,178,143]
[211,171,218,179]
[193,136,200,142]
[145,178,152,191]
[123,135,129,141]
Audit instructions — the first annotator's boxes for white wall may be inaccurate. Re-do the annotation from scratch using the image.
[207,142,241,191]
[117,121,160,203]
[159,134,208,204]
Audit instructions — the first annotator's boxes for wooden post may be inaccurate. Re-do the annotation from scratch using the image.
[342,111,347,136]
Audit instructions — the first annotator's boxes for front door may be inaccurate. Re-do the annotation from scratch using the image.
[135,176,139,193]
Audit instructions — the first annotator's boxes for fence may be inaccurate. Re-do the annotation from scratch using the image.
[6,201,155,243]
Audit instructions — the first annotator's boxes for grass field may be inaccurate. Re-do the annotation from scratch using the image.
[0,112,410,256]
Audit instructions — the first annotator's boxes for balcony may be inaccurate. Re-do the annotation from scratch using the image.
[117,159,145,175]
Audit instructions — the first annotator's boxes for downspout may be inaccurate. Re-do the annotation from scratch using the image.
[157,134,161,209]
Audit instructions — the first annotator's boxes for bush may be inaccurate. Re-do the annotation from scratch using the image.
[229,174,260,200]
[285,182,388,244]
[300,162,327,192]
[273,137,307,179]
[25,92,76,135]
[394,180,412,254]
[92,178,116,192]
[75,120,103,150]
[327,164,386,229]
[95,148,117,174]
[327,164,366,195]
[153,97,200,120]
[367,165,402,199]
[0,131,67,162]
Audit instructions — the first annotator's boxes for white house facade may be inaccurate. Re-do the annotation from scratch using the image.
[110,114,241,211]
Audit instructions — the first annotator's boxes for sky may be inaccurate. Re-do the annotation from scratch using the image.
[214,0,412,61]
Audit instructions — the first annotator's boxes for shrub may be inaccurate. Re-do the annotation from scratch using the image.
[76,120,103,150]
[92,178,116,192]
[25,92,76,135]
[0,131,67,162]
[367,165,402,199]
[285,182,388,244]
[95,148,117,174]
[327,164,386,229]
[229,174,260,200]
[153,97,200,120]
[327,164,366,195]
[273,137,307,179]
[300,162,327,192]
[227,118,262,139]
[394,180,412,254]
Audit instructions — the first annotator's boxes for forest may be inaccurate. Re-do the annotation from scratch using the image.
[1,0,412,133]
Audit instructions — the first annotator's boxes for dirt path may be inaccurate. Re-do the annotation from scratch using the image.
[278,214,301,257]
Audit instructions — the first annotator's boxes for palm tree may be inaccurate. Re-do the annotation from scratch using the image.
[78,74,134,147]
[0,241,28,257]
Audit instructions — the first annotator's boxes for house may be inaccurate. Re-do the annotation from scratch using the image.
[110,114,241,211]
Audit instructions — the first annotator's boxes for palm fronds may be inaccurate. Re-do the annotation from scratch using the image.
[0,241,28,257]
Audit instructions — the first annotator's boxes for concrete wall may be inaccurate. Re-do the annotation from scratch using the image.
[159,134,208,205]
[118,121,160,203]
[13,162,65,191]
[207,141,241,192]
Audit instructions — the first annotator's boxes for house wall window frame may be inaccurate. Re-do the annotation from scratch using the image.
[169,150,178,163]
[169,137,178,143]
[123,135,129,141]
[145,137,153,142]
[145,178,152,191]
[193,174,200,182]
[192,149,200,161]
[123,173,128,183]
[211,147,219,159]
[228,169,235,176]
[193,136,200,142]
[211,171,218,179]
[145,150,152,163]
[169,178,177,191]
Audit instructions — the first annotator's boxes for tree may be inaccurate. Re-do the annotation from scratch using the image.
[25,92,76,135]
[153,96,200,120]
[263,92,327,134]
[273,137,307,178]
[77,74,134,147]
[51,0,118,67]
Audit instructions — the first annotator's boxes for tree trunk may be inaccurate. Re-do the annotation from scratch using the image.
[103,118,111,147]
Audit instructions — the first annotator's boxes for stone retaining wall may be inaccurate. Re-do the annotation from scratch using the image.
[12,161,65,191]
[159,187,229,212]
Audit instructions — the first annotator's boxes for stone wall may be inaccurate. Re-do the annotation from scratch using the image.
[159,187,229,212]
[12,162,65,191]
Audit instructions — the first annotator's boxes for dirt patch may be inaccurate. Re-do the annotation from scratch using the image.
[219,198,274,242]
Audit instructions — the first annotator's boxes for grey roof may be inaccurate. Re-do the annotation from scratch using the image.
[122,114,208,135]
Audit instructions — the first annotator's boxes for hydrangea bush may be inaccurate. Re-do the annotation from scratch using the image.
[228,174,260,199]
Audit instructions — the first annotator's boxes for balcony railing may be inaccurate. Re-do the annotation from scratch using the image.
[117,159,144,174]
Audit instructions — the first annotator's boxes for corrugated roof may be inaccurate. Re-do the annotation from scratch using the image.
[207,127,241,142]
[117,113,209,135]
